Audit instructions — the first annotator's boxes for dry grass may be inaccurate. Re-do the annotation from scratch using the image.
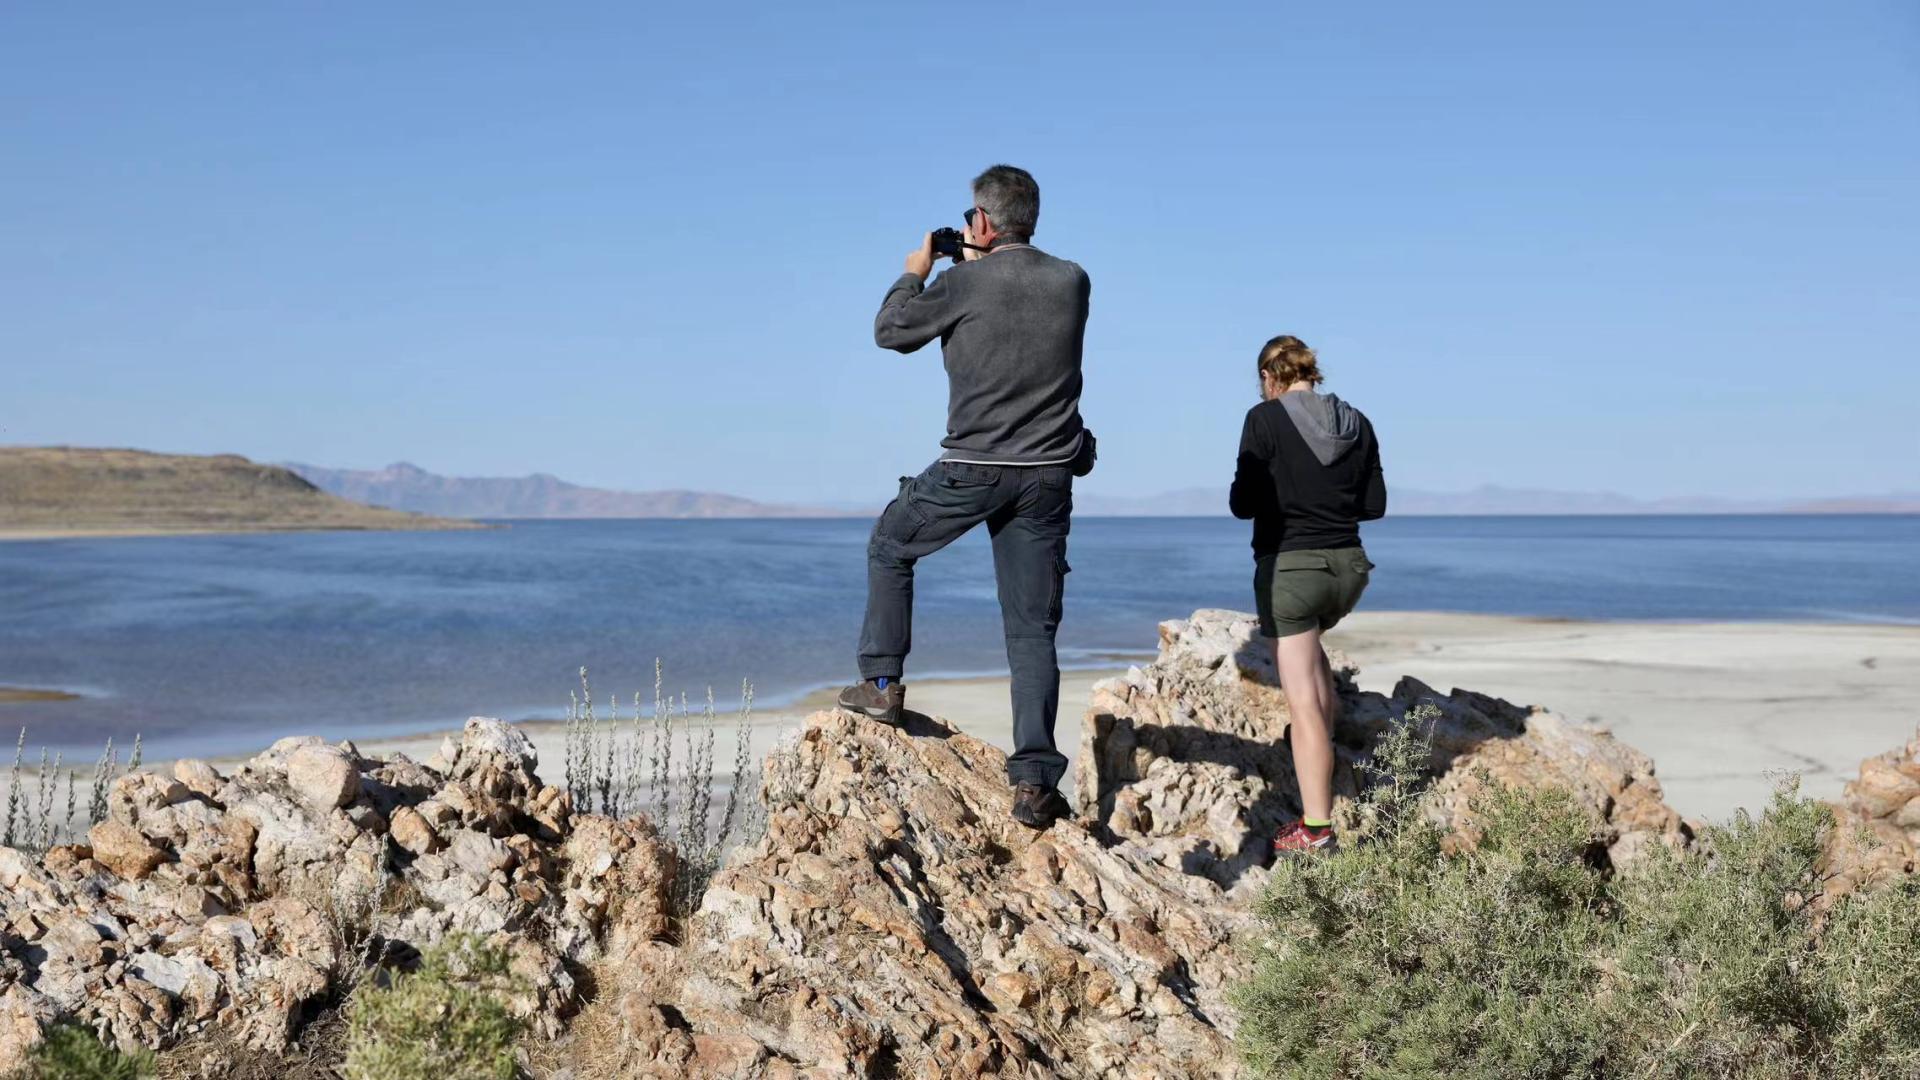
[153,1008,351,1080]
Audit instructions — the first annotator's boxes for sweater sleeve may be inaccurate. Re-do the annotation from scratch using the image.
[874,270,962,353]
[1229,410,1276,521]
[1358,426,1388,521]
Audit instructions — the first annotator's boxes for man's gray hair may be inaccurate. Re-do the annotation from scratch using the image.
[972,164,1039,242]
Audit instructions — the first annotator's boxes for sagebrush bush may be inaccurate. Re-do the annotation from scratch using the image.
[562,665,765,914]
[24,1022,154,1079]
[342,934,524,1080]
[4,727,130,854]
[1235,712,1920,1080]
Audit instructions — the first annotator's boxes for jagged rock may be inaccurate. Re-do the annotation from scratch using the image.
[555,816,678,964]
[448,828,516,878]
[129,951,222,1020]
[1077,610,1690,892]
[362,753,440,818]
[286,744,360,810]
[172,759,223,800]
[389,804,440,854]
[449,716,539,787]
[89,819,168,880]
[107,772,192,831]
[241,736,324,779]
[490,933,576,1039]
[1824,724,1920,894]
[630,708,1250,1079]
[0,715,607,1064]
[0,982,56,1075]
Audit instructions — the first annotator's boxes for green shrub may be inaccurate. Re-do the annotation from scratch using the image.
[24,1023,154,1080]
[342,935,524,1080]
[1235,713,1920,1080]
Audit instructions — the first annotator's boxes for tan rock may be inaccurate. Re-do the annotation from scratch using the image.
[1825,724,1920,891]
[389,805,440,854]
[89,819,167,880]
[556,815,677,963]
[1846,756,1920,819]
[171,758,223,800]
[107,772,191,830]
[286,744,360,810]
[0,983,55,1075]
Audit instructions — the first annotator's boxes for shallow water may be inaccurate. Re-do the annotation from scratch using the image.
[1,514,1915,759]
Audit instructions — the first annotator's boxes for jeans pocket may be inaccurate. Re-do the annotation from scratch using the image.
[942,462,1002,488]
[875,475,928,546]
[1049,552,1072,624]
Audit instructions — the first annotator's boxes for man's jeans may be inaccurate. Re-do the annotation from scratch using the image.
[858,459,1073,789]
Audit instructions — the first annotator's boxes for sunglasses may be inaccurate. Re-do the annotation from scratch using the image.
[964,207,985,228]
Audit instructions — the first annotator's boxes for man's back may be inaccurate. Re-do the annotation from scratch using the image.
[874,246,1090,466]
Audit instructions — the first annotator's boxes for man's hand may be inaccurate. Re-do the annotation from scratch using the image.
[904,233,934,282]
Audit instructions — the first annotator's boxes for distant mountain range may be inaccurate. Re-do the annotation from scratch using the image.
[285,461,833,519]
[1073,484,1920,517]
[287,462,1920,519]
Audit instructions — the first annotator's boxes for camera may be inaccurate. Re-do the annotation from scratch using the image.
[931,227,968,262]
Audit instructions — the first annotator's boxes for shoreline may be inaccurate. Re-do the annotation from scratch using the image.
[17,610,1915,823]
[0,686,80,704]
[0,522,496,542]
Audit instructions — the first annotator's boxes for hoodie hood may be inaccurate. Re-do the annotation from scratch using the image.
[1279,390,1362,466]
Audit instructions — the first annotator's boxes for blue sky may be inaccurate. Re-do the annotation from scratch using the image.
[4,2,1916,504]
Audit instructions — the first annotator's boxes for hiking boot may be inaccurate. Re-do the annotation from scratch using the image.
[837,678,904,725]
[1010,782,1070,829]
[1272,821,1339,857]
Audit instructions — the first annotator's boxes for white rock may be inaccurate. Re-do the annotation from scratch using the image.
[447,829,516,877]
[250,735,325,774]
[457,716,538,772]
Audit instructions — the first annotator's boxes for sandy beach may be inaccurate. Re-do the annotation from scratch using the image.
[97,611,1920,826]
[1327,612,1920,820]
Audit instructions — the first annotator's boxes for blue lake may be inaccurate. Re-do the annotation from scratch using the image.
[2,514,1916,759]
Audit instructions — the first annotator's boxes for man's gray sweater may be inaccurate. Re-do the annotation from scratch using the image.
[873,245,1090,466]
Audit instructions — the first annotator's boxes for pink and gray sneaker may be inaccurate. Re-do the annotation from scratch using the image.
[1272,821,1339,857]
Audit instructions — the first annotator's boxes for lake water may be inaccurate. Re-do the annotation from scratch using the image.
[2,515,1916,760]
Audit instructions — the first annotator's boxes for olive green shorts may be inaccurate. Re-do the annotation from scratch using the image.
[1254,547,1375,638]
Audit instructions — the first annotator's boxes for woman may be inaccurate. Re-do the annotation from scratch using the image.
[1229,335,1386,855]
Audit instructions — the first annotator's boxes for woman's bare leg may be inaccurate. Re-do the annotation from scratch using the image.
[1277,628,1335,822]
[1318,646,1342,730]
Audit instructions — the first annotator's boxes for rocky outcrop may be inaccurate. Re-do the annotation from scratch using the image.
[608,708,1254,1078]
[1824,724,1920,895]
[0,716,651,1073]
[20,608,1901,1078]
[1076,610,1692,895]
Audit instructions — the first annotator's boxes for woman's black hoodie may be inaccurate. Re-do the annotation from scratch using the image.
[1229,390,1387,556]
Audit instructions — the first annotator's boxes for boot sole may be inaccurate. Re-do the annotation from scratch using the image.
[839,701,903,726]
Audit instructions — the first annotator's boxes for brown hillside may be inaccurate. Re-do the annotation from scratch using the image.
[0,446,480,538]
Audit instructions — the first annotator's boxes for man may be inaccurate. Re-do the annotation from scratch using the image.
[837,164,1092,829]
